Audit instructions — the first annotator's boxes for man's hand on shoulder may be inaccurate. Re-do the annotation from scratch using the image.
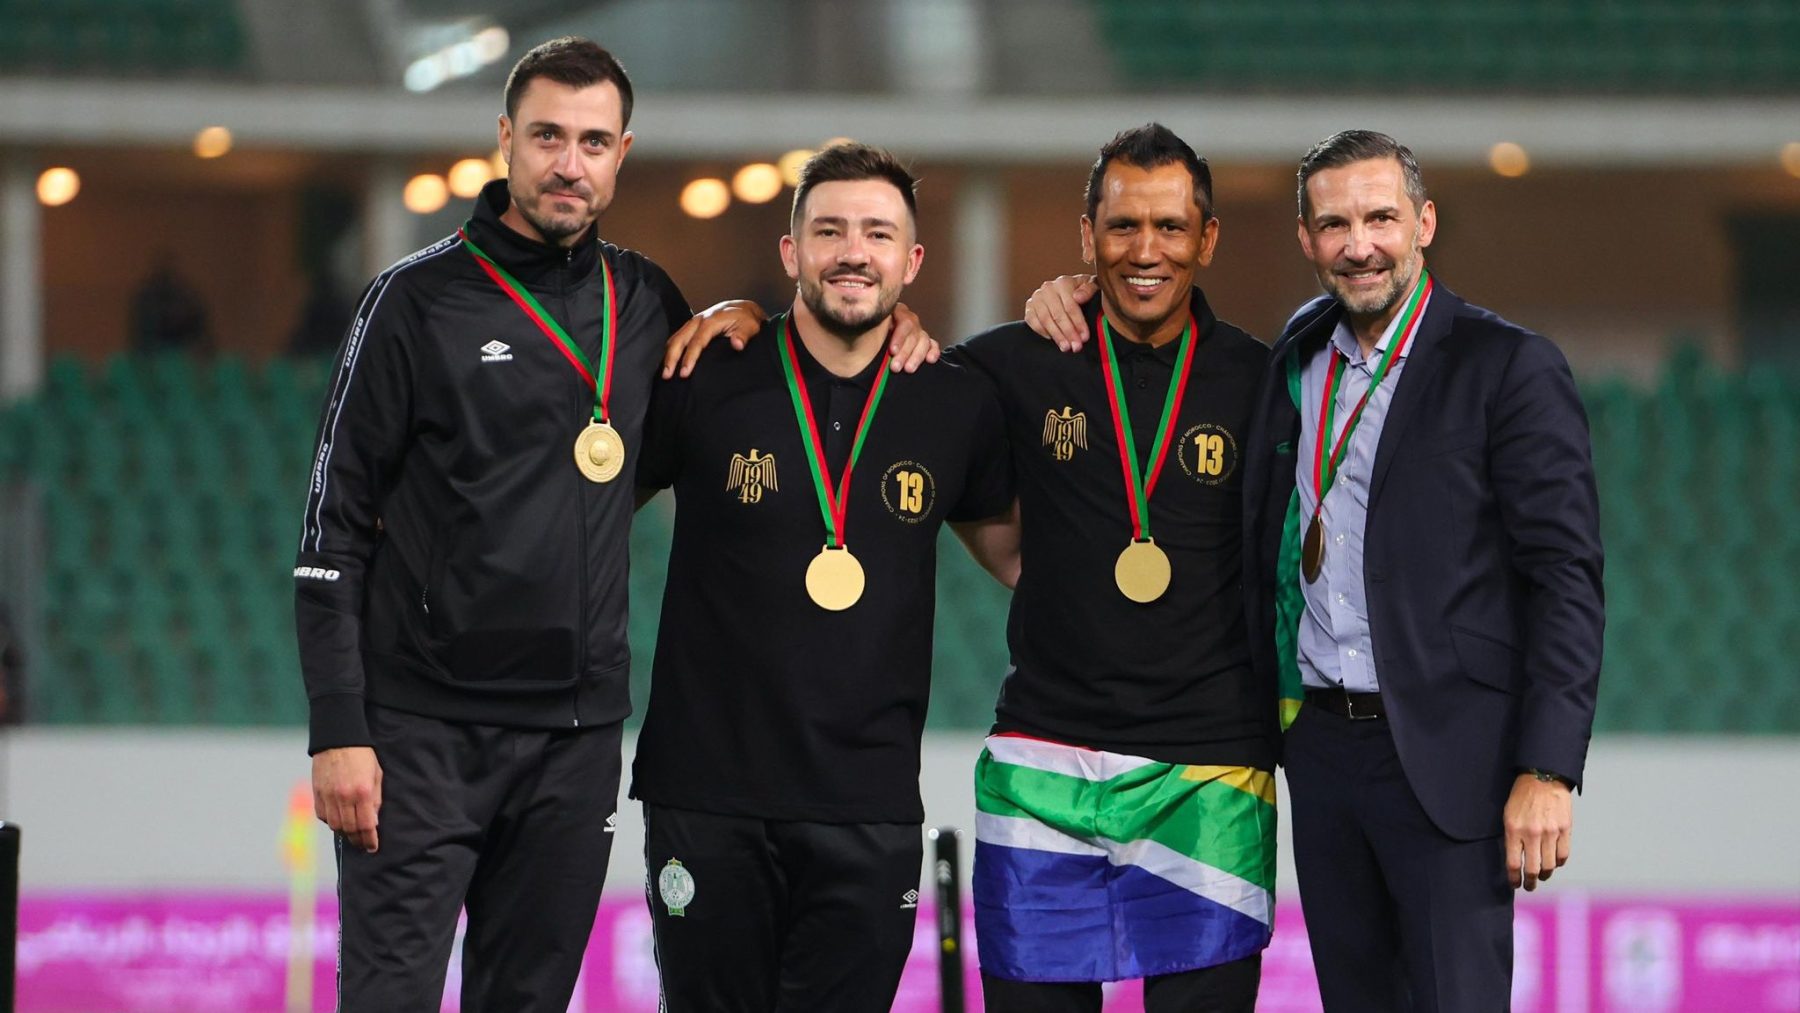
[1503,771,1573,891]
[313,745,383,854]
[886,302,940,373]
[663,300,768,379]
[1024,275,1098,352]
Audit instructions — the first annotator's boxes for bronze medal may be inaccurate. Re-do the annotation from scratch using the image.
[573,421,626,483]
[1114,538,1172,603]
[1304,274,1434,586]
[805,545,866,611]
[1301,516,1325,584]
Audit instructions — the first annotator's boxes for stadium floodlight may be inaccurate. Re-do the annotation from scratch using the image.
[403,173,449,214]
[36,167,79,206]
[193,126,232,159]
[732,163,783,204]
[1489,141,1531,178]
[679,178,730,219]
[404,25,510,93]
[447,157,493,199]
[778,149,815,187]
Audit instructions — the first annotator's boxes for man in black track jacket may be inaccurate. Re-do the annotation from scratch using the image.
[293,38,772,1012]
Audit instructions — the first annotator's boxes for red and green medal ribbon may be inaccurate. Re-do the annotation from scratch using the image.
[1309,272,1432,509]
[1096,313,1197,542]
[776,314,893,548]
[460,227,616,424]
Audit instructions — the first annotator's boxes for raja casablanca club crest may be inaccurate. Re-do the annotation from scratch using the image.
[659,858,696,917]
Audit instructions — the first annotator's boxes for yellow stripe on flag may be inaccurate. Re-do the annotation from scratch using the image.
[1178,765,1277,805]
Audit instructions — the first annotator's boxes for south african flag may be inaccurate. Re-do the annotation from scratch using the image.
[973,733,1277,982]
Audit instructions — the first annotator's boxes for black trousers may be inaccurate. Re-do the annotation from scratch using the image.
[981,956,1263,1013]
[1284,704,1514,1012]
[335,704,622,1013]
[644,804,922,1013]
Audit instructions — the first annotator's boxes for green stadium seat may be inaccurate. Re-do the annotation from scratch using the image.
[1085,0,1800,93]
[0,0,247,75]
[10,348,1800,735]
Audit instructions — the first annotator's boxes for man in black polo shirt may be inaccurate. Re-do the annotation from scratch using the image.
[949,124,1277,1012]
[632,143,1014,1012]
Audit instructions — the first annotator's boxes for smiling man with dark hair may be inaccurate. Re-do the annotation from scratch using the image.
[631,143,1013,1012]
[951,124,1277,1012]
[1242,129,1604,1012]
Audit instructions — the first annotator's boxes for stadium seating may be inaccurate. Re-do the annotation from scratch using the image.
[0,350,1795,732]
[1089,1,1800,93]
[0,0,246,76]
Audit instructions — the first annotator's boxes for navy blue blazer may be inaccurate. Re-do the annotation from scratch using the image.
[1243,282,1605,841]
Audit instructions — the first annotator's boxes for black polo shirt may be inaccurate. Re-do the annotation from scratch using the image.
[947,288,1278,769]
[632,317,1014,823]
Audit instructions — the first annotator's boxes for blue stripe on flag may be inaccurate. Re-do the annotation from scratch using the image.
[974,841,1272,982]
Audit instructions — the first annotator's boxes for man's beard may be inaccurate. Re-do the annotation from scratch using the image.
[512,183,596,244]
[799,271,899,340]
[1327,226,1424,317]
[1328,249,1422,318]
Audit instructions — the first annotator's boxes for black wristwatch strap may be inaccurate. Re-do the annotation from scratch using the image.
[1526,767,1574,789]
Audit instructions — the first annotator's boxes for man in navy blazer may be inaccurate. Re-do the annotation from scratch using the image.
[1241,130,1605,1011]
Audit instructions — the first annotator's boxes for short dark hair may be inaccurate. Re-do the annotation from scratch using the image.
[1084,123,1214,223]
[790,142,920,234]
[1296,129,1426,219]
[503,37,635,130]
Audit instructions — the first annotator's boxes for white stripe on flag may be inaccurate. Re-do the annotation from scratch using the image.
[976,812,1272,928]
[985,735,1158,782]
[975,812,1107,857]
[1113,836,1273,927]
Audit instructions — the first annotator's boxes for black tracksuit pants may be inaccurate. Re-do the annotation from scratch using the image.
[334,703,622,1012]
[644,804,923,1013]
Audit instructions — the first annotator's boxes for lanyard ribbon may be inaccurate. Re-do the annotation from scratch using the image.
[1311,273,1432,506]
[777,315,893,548]
[1096,314,1197,541]
[460,227,617,423]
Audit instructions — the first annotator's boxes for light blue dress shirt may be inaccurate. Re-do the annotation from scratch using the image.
[1294,295,1430,692]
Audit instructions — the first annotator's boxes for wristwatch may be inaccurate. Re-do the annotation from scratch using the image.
[1525,767,1574,789]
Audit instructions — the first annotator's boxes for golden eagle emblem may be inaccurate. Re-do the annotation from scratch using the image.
[1042,406,1088,462]
[726,448,779,503]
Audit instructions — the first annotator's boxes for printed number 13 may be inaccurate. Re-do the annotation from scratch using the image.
[1194,434,1224,476]
[897,470,925,513]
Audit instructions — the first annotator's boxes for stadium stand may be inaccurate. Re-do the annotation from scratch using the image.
[1,350,1795,731]
[1090,0,1800,93]
[0,0,247,76]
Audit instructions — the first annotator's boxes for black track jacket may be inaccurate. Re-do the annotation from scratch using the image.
[293,180,689,754]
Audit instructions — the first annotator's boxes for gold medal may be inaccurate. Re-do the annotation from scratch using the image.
[1301,516,1325,583]
[573,421,626,483]
[464,229,627,487]
[778,316,891,613]
[1114,538,1172,603]
[1095,315,1195,607]
[805,545,865,611]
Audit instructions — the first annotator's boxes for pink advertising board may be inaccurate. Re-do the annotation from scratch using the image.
[15,892,1798,1011]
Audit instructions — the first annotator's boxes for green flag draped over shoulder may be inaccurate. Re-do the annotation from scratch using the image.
[1277,345,1307,729]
